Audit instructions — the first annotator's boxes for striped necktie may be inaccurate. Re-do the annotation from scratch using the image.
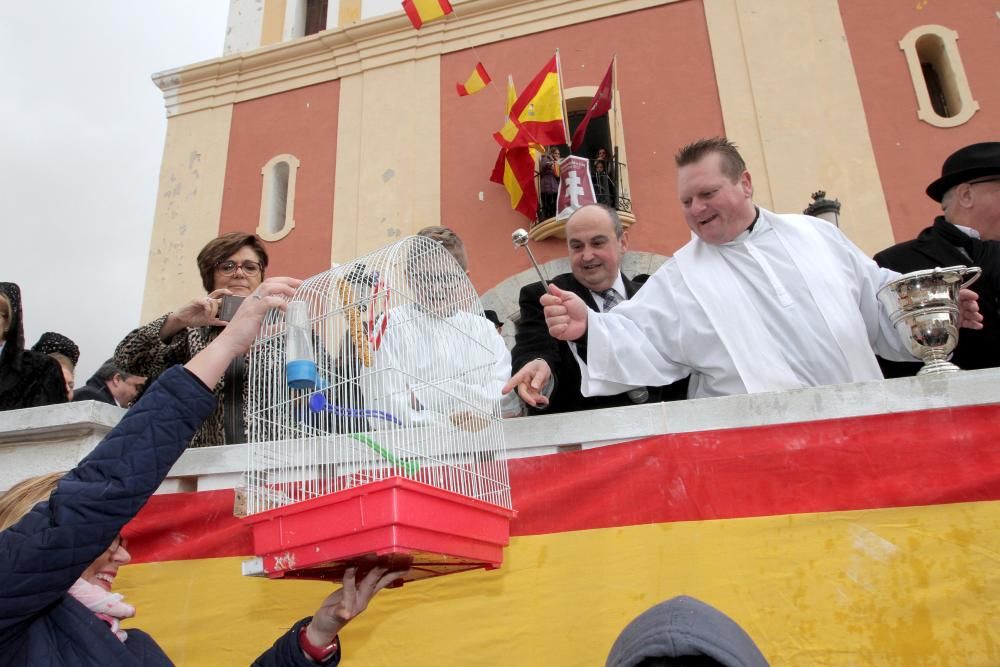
[599,288,648,404]
[601,288,622,312]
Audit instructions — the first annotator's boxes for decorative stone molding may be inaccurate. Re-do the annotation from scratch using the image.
[899,25,979,128]
[153,0,678,117]
[256,154,300,242]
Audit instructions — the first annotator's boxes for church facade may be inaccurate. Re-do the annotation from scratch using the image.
[142,0,1000,321]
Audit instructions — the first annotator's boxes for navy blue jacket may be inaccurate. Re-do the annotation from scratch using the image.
[0,365,340,666]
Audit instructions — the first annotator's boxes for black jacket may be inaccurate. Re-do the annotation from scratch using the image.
[511,272,687,414]
[72,375,117,405]
[874,217,1000,376]
[0,366,340,666]
[0,282,67,412]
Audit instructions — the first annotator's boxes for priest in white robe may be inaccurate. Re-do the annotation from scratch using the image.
[536,137,983,399]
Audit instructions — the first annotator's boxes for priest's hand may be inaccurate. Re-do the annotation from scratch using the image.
[958,288,984,330]
[542,285,588,341]
[502,358,552,408]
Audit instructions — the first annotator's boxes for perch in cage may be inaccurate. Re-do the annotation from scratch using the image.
[241,235,516,584]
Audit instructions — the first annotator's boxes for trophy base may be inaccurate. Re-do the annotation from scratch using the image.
[917,359,961,375]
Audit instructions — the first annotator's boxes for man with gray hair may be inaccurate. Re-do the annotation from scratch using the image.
[72,359,146,407]
[875,141,1000,374]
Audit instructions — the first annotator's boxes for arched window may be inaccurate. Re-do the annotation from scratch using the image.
[257,154,300,241]
[529,84,635,240]
[899,25,979,128]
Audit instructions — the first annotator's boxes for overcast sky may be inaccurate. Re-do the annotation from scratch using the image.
[0,1,420,384]
[1,3,231,382]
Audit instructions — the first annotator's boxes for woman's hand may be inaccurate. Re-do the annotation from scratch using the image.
[305,567,405,648]
[160,289,234,340]
[184,277,300,387]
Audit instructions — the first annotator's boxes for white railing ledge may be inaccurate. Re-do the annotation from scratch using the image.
[1,369,997,494]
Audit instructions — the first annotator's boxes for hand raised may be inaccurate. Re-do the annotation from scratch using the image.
[305,566,405,647]
[214,277,301,357]
[542,284,589,341]
[175,289,233,329]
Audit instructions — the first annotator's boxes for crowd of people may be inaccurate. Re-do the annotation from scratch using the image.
[0,136,997,664]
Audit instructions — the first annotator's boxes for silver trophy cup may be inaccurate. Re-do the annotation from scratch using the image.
[876,265,981,375]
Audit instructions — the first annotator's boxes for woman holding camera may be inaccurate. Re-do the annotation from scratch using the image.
[114,232,268,447]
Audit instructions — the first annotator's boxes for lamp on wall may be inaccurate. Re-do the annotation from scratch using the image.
[804,190,841,227]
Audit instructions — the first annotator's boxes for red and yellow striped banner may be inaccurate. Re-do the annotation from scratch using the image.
[457,62,491,96]
[119,404,1000,665]
[402,0,453,30]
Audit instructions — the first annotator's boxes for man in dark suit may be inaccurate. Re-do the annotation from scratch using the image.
[874,142,1000,375]
[505,204,686,413]
[72,359,146,407]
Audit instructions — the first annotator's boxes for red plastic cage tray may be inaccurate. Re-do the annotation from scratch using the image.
[241,476,515,585]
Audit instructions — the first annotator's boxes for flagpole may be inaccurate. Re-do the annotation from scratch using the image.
[555,49,570,150]
[611,54,620,154]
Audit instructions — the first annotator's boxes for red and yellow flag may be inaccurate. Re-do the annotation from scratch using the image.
[491,76,540,221]
[490,145,538,221]
[506,54,567,148]
[456,62,491,97]
[401,0,453,29]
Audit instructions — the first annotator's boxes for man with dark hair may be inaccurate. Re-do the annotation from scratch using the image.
[538,137,982,398]
[874,142,1000,374]
[73,359,146,407]
[504,203,683,412]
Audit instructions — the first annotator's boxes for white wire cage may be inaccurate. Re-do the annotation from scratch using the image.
[243,236,513,520]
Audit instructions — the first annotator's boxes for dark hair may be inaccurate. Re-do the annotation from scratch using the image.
[94,358,131,383]
[196,232,269,292]
[675,137,746,183]
[0,282,25,364]
[416,226,468,271]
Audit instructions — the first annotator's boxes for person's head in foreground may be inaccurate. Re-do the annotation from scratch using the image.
[606,595,769,667]
[675,137,756,246]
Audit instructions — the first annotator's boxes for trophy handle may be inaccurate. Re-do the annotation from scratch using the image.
[960,266,982,289]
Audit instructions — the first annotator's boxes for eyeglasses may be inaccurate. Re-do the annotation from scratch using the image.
[216,260,262,276]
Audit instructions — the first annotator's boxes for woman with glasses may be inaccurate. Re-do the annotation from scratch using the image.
[0,282,69,411]
[113,233,269,446]
[0,281,403,665]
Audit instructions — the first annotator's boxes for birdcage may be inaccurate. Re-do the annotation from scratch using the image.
[240,236,515,584]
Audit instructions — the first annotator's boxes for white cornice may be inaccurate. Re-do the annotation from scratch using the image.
[152,0,676,116]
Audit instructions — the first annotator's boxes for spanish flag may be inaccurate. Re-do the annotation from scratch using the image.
[506,53,568,148]
[491,76,540,221]
[115,402,1000,663]
[456,62,491,97]
[401,0,453,29]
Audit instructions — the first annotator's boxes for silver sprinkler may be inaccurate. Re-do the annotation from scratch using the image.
[511,228,548,290]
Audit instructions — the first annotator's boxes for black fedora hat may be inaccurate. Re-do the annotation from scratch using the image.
[926,142,1000,202]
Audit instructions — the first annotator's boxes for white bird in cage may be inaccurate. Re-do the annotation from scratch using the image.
[241,236,517,584]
